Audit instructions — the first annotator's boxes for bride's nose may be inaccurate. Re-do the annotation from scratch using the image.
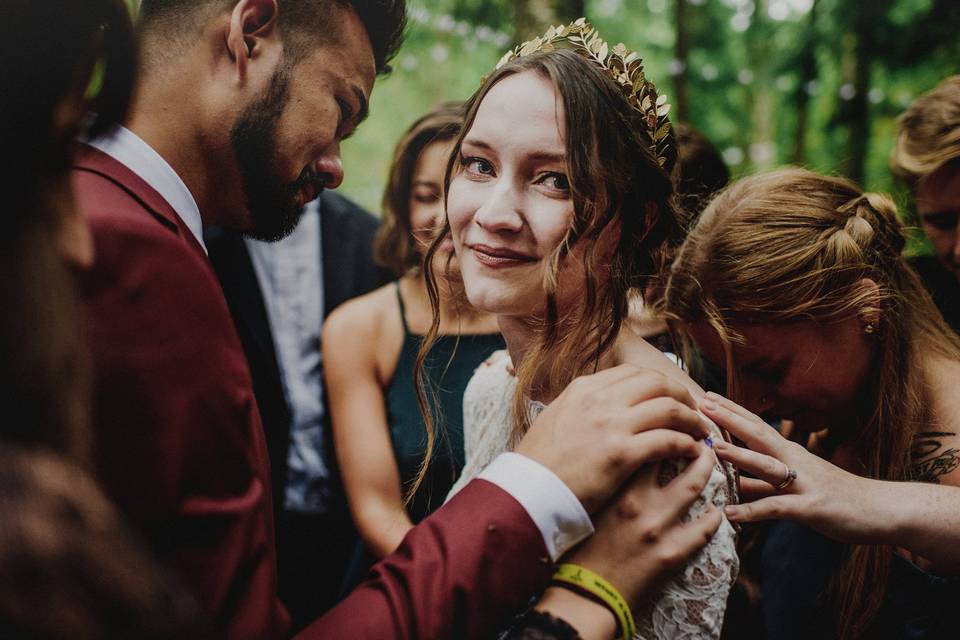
[474,181,523,233]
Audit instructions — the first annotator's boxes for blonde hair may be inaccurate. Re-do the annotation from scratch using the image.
[409,49,680,501]
[663,166,960,638]
[891,75,960,186]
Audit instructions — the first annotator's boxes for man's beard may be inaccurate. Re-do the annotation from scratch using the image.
[230,65,323,242]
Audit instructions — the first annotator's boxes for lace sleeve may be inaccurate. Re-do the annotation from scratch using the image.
[446,351,515,501]
[633,419,739,640]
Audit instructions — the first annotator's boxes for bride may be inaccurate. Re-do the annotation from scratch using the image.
[416,21,738,639]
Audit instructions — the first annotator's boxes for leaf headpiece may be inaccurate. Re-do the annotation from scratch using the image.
[492,18,673,169]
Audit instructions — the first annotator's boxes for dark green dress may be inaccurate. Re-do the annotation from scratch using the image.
[339,283,504,593]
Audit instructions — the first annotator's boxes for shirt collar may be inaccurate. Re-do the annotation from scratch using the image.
[88,126,206,253]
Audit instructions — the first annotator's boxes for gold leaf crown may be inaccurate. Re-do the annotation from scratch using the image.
[493,18,673,168]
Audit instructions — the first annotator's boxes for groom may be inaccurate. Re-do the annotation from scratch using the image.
[74,1,712,638]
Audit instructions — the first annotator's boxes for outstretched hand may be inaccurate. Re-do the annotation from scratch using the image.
[700,392,887,544]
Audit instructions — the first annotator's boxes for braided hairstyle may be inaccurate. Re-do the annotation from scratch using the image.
[663,166,960,639]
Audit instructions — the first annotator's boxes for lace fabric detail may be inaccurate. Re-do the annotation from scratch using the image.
[448,350,740,639]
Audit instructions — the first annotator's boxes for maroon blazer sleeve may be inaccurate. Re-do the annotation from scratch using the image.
[73,166,289,639]
[300,479,555,640]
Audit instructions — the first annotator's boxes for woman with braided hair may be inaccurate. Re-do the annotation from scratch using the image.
[664,167,960,639]
[417,20,738,640]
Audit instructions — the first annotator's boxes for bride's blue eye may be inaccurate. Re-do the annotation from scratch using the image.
[461,155,494,176]
[538,172,570,192]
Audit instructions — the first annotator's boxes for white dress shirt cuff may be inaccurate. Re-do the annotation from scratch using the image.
[479,452,594,561]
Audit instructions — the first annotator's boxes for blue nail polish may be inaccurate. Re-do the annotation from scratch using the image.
[704,436,714,448]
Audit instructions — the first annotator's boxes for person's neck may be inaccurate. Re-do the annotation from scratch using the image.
[123,67,218,227]
[405,273,495,333]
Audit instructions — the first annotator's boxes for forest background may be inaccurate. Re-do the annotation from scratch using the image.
[125,0,960,250]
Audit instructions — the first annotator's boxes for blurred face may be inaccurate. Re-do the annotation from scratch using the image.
[409,140,454,256]
[447,71,575,317]
[688,316,875,433]
[916,161,960,282]
[231,8,375,241]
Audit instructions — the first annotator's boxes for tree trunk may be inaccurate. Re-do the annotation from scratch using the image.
[673,0,690,122]
[843,22,872,185]
[512,0,587,41]
[790,0,818,164]
[747,0,776,171]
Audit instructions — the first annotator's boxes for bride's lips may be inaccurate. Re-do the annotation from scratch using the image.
[469,243,537,268]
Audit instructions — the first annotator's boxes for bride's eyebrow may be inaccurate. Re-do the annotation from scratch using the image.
[460,137,492,151]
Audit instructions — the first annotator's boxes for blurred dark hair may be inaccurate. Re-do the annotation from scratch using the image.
[374,102,463,276]
[1,0,136,209]
[0,0,136,459]
[139,0,406,74]
[673,122,729,222]
[0,446,202,640]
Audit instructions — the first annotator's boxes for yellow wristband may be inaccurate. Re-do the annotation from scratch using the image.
[552,563,636,640]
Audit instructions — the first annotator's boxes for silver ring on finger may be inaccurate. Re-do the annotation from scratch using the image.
[775,465,797,490]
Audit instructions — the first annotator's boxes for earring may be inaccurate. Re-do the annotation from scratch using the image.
[864,323,876,335]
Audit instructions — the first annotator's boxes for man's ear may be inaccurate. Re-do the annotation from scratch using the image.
[856,277,881,331]
[226,0,279,82]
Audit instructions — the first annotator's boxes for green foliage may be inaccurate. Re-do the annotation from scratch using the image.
[340,0,958,258]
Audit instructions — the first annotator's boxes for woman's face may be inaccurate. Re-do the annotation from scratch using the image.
[409,139,455,257]
[687,315,875,433]
[446,71,575,317]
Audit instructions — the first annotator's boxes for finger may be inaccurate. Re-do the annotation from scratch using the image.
[738,477,777,501]
[623,397,710,439]
[567,363,646,392]
[713,440,793,489]
[724,495,795,523]
[662,507,723,567]
[661,446,717,522]
[700,397,784,456]
[603,369,698,412]
[621,430,702,471]
[704,391,765,424]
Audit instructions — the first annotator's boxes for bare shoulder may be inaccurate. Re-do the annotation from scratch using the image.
[912,356,960,486]
[323,282,398,345]
[614,330,705,399]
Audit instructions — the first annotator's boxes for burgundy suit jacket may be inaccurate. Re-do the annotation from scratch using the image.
[73,146,289,639]
[73,144,555,639]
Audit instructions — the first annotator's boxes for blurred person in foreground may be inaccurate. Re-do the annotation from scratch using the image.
[0,1,198,637]
[891,75,960,334]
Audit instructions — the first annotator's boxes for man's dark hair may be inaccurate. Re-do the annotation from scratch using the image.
[139,0,406,74]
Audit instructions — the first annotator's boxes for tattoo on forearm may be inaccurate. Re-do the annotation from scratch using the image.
[911,431,960,483]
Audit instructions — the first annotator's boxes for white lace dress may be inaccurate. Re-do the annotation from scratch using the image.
[447,350,739,639]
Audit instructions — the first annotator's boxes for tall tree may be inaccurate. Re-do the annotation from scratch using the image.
[790,0,819,164]
[673,0,690,122]
[512,0,586,41]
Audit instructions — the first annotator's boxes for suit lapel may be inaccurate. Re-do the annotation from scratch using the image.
[210,233,282,382]
[74,144,209,260]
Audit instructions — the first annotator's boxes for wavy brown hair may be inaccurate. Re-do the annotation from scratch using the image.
[663,167,960,638]
[373,102,463,276]
[409,48,680,500]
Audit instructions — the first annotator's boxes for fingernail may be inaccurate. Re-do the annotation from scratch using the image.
[704,436,714,448]
[712,439,727,450]
[724,505,740,519]
[702,400,718,412]
[705,391,720,400]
